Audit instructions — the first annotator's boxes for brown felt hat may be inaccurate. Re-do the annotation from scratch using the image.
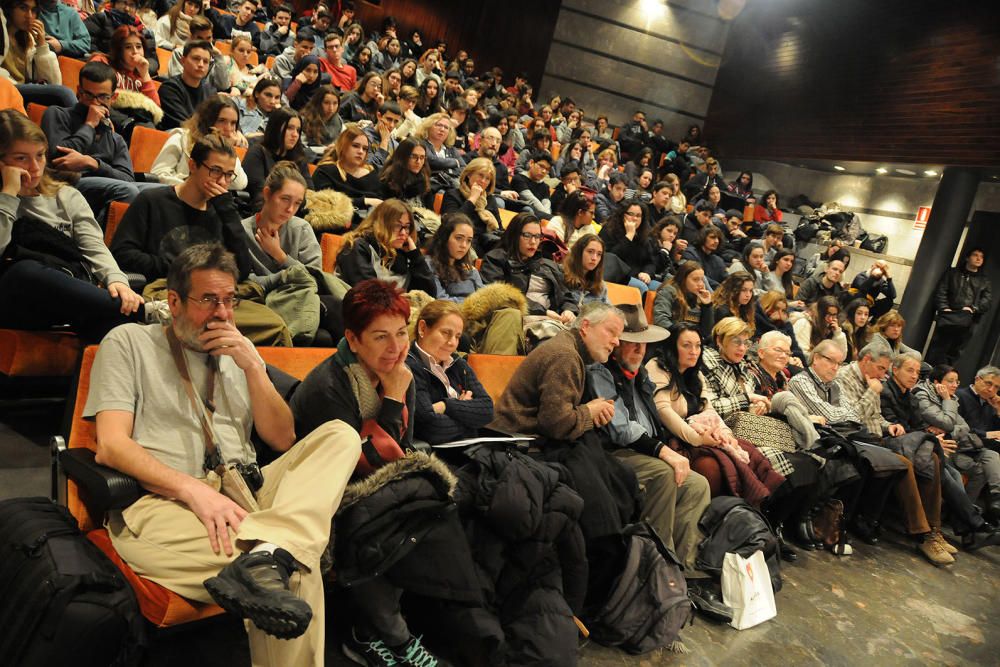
[617,304,669,344]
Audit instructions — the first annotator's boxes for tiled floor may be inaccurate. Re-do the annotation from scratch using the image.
[3,400,998,666]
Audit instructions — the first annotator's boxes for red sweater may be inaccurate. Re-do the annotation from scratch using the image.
[319,58,356,92]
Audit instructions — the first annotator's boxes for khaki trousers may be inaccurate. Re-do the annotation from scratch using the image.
[475,307,525,355]
[108,421,361,667]
[613,448,711,575]
[144,278,293,347]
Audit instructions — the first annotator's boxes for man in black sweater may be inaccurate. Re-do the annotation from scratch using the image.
[511,149,553,217]
[111,133,291,345]
[157,40,213,130]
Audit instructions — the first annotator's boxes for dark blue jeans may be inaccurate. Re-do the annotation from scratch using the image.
[0,259,142,341]
[941,458,986,534]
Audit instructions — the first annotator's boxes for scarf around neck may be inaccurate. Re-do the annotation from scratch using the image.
[333,338,381,420]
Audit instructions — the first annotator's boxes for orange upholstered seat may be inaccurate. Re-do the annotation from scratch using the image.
[26,102,46,125]
[644,290,657,325]
[466,354,526,405]
[105,201,130,246]
[64,345,335,627]
[58,56,85,92]
[321,233,346,273]
[0,329,81,377]
[605,282,642,307]
[129,126,170,175]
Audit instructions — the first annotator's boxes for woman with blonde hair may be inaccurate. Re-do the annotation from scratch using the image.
[313,123,383,212]
[870,310,921,358]
[150,95,249,188]
[0,110,148,340]
[224,34,265,95]
[664,172,686,214]
[153,0,201,49]
[440,157,501,253]
[415,111,464,189]
[335,198,435,293]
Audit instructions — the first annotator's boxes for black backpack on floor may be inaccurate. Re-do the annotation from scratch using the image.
[0,497,144,667]
[695,496,782,593]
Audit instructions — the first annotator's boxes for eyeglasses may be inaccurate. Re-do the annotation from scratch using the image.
[767,347,791,356]
[187,295,240,309]
[816,352,842,366]
[520,233,542,241]
[729,338,751,348]
[408,154,426,162]
[623,211,642,219]
[393,223,413,233]
[78,90,113,104]
[200,164,238,181]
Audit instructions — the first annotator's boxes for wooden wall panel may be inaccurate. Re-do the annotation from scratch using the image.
[704,0,1000,167]
[352,0,561,89]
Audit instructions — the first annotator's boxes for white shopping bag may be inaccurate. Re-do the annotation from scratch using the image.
[720,550,777,630]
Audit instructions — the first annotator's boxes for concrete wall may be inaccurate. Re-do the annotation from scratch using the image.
[538,0,732,137]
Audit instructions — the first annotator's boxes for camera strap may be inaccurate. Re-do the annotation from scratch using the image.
[165,326,225,476]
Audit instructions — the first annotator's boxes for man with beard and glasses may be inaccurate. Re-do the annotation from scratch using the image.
[84,243,360,667]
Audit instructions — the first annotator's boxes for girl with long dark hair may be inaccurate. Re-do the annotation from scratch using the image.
[243,107,313,210]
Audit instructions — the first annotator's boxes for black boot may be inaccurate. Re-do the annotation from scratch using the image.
[775,524,798,562]
[851,514,881,546]
[686,580,734,623]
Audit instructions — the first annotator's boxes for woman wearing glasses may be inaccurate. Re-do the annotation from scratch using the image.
[599,199,661,295]
[480,212,578,324]
[440,157,502,255]
[335,198,435,293]
[0,110,150,341]
[414,111,465,190]
[151,96,249,189]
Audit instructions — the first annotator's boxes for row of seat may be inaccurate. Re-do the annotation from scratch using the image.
[57,344,527,627]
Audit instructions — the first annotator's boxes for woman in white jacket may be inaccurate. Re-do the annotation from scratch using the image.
[0,0,75,107]
[149,95,249,190]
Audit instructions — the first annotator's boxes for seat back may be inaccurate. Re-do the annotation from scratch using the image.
[234,144,247,160]
[644,289,656,324]
[433,190,444,214]
[320,233,346,273]
[129,125,170,174]
[58,55,85,92]
[605,282,642,307]
[105,201,130,246]
[156,47,172,75]
[214,41,231,56]
[27,102,47,125]
[466,354,526,405]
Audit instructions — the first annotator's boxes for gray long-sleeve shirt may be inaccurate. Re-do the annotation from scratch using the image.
[241,215,322,291]
[0,189,128,287]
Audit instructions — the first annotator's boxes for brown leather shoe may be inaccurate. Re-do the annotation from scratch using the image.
[930,529,958,555]
[918,535,955,566]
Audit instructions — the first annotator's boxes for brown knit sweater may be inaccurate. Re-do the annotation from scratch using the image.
[489,329,595,441]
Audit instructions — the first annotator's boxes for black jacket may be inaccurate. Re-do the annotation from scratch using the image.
[480,248,577,316]
[456,445,587,665]
[599,226,657,279]
[405,345,494,444]
[934,267,992,321]
[440,188,502,242]
[157,76,211,131]
[335,234,436,294]
[957,385,1000,442]
[880,379,926,431]
[242,143,313,211]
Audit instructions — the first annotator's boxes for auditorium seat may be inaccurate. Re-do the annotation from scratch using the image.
[105,201,130,245]
[467,354,526,404]
[26,102,46,125]
[0,329,80,377]
[320,233,346,273]
[156,48,172,75]
[129,125,170,175]
[58,56,85,92]
[57,345,334,628]
[605,282,642,307]
[643,290,656,324]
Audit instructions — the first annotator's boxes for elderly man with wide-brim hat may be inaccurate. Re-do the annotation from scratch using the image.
[587,304,725,617]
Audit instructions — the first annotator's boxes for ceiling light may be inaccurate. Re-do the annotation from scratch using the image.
[875,168,888,174]
[895,168,916,176]
[924,170,938,177]
[833,165,846,171]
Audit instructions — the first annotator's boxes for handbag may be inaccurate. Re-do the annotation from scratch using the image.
[726,412,796,453]
[937,310,973,328]
[1,215,91,282]
[810,498,844,548]
[720,550,777,630]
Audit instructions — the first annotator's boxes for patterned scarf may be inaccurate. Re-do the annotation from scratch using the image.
[333,338,381,420]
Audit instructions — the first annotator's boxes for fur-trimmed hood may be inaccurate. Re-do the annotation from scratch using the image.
[339,450,457,510]
[305,189,353,233]
[112,88,164,125]
[460,282,528,340]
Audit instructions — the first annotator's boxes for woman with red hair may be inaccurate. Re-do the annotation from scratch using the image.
[89,25,162,129]
[289,279,459,665]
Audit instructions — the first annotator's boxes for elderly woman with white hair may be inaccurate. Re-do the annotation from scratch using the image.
[744,329,828,558]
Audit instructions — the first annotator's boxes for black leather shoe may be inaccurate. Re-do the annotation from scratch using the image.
[986,497,1000,525]
[792,517,818,550]
[961,527,1000,552]
[851,515,881,546]
[687,582,734,624]
[204,549,312,639]
[774,524,798,562]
